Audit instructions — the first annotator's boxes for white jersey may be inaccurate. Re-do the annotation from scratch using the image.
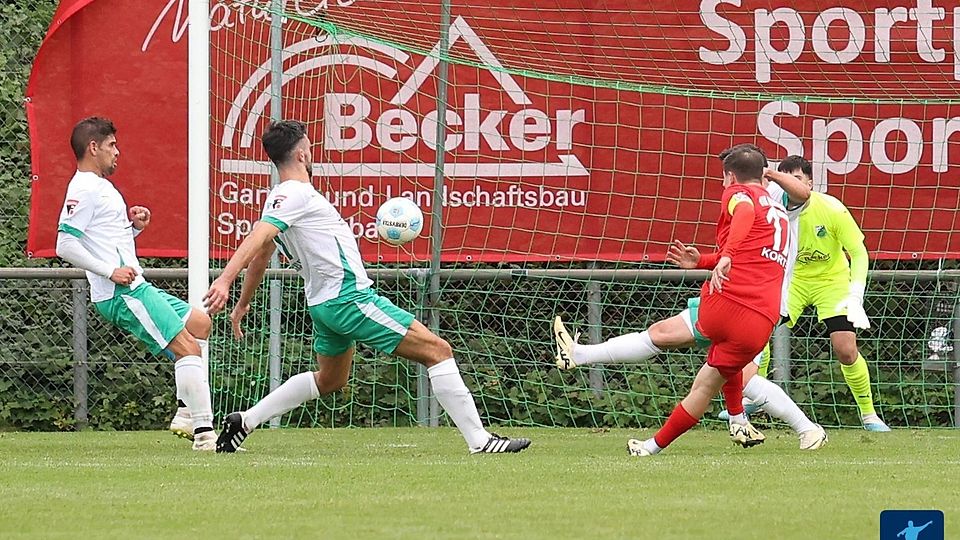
[261,180,372,306]
[57,171,145,302]
[766,183,803,317]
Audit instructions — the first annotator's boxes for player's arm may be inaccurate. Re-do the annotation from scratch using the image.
[56,188,135,285]
[56,233,136,285]
[832,200,871,328]
[204,220,281,314]
[235,242,276,310]
[763,168,811,208]
[834,204,869,286]
[227,239,277,338]
[707,191,755,292]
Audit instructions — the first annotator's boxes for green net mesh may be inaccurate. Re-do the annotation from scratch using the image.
[208,1,960,429]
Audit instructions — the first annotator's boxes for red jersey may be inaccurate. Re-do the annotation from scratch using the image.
[700,182,789,324]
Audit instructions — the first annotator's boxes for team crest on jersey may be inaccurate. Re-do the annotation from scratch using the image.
[815,225,827,237]
[65,199,79,216]
[269,195,287,209]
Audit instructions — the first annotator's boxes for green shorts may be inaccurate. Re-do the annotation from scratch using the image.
[93,283,191,357]
[787,277,849,327]
[308,289,415,356]
[686,296,711,349]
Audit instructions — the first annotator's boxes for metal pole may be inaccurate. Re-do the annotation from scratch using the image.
[267,0,285,428]
[71,279,88,430]
[953,302,960,428]
[423,0,452,428]
[771,324,791,388]
[268,281,283,428]
[586,277,604,397]
[416,276,430,426]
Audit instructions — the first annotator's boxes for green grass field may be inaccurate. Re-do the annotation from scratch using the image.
[0,428,957,539]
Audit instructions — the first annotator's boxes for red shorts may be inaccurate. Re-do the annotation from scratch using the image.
[695,293,774,378]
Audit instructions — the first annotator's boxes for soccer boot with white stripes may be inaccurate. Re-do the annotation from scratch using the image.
[729,420,766,448]
[553,316,580,370]
[216,412,253,453]
[168,407,194,441]
[192,430,217,451]
[470,433,531,454]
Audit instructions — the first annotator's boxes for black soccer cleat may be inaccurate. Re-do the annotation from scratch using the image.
[470,433,532,454]
[216,412,251,453]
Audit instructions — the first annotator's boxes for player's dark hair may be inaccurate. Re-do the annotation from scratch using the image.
[721,146,765,181]
[71,117,116,160]
[718,143,768,167]
[262,120,308,166]
[778,155,813,178]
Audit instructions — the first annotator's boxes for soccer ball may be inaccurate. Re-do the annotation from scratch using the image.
[376,197,423,246]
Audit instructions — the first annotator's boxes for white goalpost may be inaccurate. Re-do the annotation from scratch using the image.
[187,0,210,371]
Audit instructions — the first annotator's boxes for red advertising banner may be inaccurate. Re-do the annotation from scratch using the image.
[26,0,960,261]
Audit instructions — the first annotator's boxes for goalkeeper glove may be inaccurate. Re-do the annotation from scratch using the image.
[837,282,870,330]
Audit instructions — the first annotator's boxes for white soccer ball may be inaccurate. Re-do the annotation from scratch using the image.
[376,197,424,246]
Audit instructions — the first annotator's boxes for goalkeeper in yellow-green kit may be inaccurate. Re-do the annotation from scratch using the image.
[774,155,889,431]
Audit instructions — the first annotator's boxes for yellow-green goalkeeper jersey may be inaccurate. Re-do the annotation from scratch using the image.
[793,192,869,285]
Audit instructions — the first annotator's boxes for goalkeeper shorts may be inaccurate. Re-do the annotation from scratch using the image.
[788,278,850,325]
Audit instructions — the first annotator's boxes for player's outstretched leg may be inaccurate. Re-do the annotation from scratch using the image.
[397,321,530,454]
[217,370,323,453]
[427,356,530,454]
[552,315,667,370]
[628,364,726,457]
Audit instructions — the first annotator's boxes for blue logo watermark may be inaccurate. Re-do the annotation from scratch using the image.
[880,510,944,540]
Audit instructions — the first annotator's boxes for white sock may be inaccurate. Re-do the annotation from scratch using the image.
[196,339,210,386]
[642,438,662,455]
[174,356,214,430]
[572,331,661,366]
[428,359,491,449]
[728,413,748,425]
[244,371,320,431]
[743,376,817,434]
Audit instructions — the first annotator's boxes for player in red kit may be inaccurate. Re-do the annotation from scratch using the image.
[627,145,789,457]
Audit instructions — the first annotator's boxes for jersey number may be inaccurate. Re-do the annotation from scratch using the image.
[766,207,789,254]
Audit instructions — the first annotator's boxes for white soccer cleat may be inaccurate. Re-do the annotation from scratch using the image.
[553,316,580,370]
[799,425,828,450]
[626,438,653,457]
[192,430,217,451]
[168,407,194,441]
[729,421,766,448]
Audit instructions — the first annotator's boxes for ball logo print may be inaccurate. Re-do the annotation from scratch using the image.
[376,197,423,246]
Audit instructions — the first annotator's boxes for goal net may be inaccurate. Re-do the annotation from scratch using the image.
[208,0,960,429]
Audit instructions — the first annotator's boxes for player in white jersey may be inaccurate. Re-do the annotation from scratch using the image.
[203,120,530,454]
[55,117,216,450]
[553,144,828,450]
